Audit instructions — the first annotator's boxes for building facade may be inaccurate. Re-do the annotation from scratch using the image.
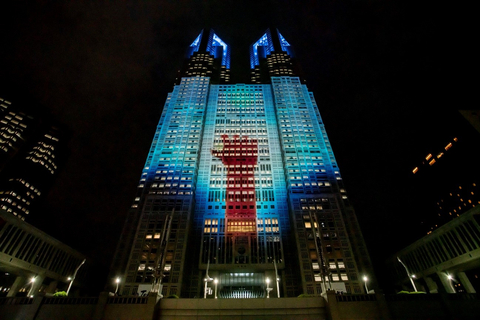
[389,205,480,294]
[0,209,88,297]
[0,96,66,220]
[111,29,373,298]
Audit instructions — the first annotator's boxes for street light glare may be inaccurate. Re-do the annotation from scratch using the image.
[115,277,120,283]
[363,276,368,282]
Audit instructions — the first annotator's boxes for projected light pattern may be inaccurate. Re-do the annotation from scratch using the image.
[211,135,258,235]
[195,82,287,269]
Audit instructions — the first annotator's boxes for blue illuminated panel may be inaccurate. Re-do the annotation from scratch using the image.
[210,32,230,68]
[186,30,203,59]
[249,30,274,68]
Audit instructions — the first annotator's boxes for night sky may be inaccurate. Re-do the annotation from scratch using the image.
[1,1,476,291]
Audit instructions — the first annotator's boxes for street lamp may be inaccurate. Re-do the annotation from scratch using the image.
[27,276,36,297]
[266,277,272,298]
[214,278,218,299]
[397,257,418,292]
[66,258,86,296]
[363,276,369,294]
[115,277,120,295]
[203,276,213,299]
[276,277,280,298]
[447,274,455,292]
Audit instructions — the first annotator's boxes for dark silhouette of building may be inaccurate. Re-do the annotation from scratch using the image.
[0,95,67,220]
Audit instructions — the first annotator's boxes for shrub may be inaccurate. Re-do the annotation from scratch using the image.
[53,291,67,297]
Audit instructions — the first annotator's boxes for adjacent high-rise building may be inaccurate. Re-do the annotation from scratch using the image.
[111,29,373,298]
[0,96,66,220]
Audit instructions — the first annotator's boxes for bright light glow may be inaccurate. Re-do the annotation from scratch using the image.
[214,278,218,284]
[447,274,453,280]
[190,33,202,48]
[266,277,270,284]
[115,277,120,284]
[363,276,368,282]
[30,277,36,283]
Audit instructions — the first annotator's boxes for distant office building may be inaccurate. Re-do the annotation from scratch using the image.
[0,209,88,297]
[111,29,374,299]
[408,111,480,236]
[0,96,66,220]
[389,206,480,294]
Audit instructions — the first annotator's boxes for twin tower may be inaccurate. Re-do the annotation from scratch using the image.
[178,28,300,84]
[111,28,374,300]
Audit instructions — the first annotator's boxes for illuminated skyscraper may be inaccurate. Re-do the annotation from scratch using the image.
[0,96,66,220]
[111,29,373,298]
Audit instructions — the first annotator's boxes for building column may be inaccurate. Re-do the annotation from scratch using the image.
[437,272,455,293]
[424,277,438,293]
[457,272,476,293]
[7,275,25,297]
[45,280,58,294]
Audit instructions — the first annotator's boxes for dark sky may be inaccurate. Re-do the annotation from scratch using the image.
[0,1,476,290]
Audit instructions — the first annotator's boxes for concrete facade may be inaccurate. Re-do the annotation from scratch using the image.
[0,210,88,297]
[389,206,480,294]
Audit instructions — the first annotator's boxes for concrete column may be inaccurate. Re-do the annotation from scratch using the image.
[457,272,476,293]
[325,290,341,320]
[437,272,455,293]
[424,277,438,293]
[45,280,58,294]
[7,275,25,297]
[92,291,109,320]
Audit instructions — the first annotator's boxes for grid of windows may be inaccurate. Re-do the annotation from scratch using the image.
[115,29,373,298]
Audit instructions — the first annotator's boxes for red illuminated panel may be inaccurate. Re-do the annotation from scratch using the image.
[212,135,258,236]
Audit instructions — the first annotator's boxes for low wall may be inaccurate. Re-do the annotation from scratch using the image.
[157,297,327,320]
[1,292,480,320]
[0,293,156,320]
[326,291,480,320]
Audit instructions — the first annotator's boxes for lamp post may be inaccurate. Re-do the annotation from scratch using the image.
[203,277,213,299]
[115,277,120,295]
[363,276,369,294]
[447,274,455,292]
[214,278,218,299]
[266,277,272,298]
[397,257,418,292]
[276,277,280,298]
[27,276,36,297]
[66,258,86,296]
